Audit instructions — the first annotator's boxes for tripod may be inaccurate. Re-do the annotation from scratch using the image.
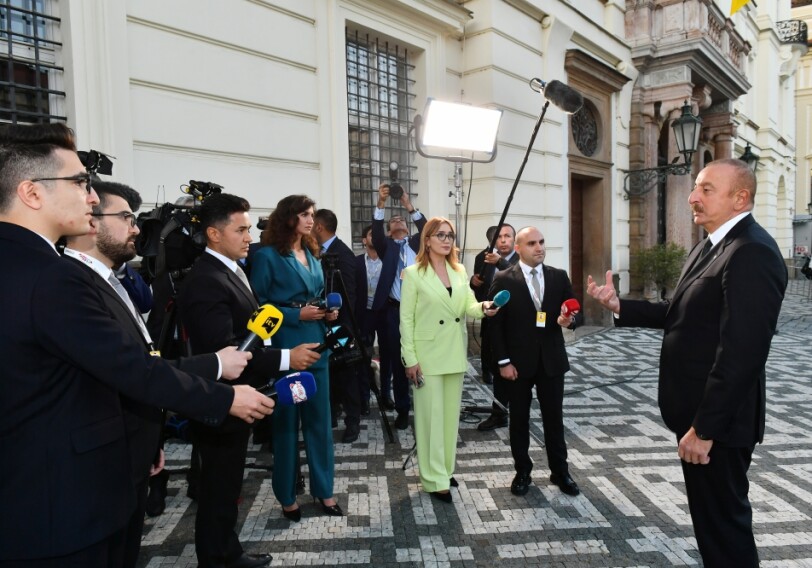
[323,254,395,443]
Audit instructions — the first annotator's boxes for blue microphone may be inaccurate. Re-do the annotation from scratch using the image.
[493,289,511,308]
[259,371,316,405]
[326,292,342,311]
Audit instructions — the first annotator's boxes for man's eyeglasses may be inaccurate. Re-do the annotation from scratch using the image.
[31,173,93,194]
[432,232,456,242]
[91,211,137,228]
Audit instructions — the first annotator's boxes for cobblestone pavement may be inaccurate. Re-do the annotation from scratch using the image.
[138,289,812,567]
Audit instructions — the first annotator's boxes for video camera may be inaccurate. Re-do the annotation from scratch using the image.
[135,180,223,281]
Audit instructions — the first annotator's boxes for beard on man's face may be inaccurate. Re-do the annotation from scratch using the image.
[97,230,136,267]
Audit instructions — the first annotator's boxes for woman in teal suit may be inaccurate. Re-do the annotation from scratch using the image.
[250,194,342,521]
[400,217,498,502]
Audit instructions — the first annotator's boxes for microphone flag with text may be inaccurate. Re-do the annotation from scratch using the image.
[315,325,353,354]
[259,371,316,405]
[238,304,283,351]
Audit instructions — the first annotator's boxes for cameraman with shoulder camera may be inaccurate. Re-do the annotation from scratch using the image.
[372,179,426,430]
[313,208,362,443]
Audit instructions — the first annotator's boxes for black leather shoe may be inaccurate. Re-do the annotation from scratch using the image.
[394,411,409,430]
[318,498,344,516]
[511,472,532,496]
[430,490,452,503]
[281,506,301,522]
[550,472,580,496]
[342,424,360,443]
[381,397,396,411]
[449,477,459,488]
[477,414,508,431]
[295,474,306,495]
[227,552,272,568]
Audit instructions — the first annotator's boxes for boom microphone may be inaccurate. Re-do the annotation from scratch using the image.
[326,292,342,311]
[259,371,316,405]
[492,290,511,308]
[529,78,584,114]
[238,304,284,351]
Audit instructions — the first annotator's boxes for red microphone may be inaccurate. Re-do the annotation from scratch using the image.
[561,298,580,316]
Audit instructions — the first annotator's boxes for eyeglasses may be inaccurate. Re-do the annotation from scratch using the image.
[31,173,93,194]
[91,211,137,228]
[432,232,456,242]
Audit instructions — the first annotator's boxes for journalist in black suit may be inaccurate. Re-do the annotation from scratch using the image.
[63,180,255,568]
[178,194,320,568]
[489,227,583,497]
[314,208,364,442]
[0,122,273,567]
[587,159,787,566]
[371,184,426,428]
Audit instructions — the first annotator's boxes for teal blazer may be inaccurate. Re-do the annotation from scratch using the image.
[399,261,485,376]
[250,245,328,371]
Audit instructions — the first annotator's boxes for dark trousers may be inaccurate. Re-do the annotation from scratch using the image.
[362,308,390,400]
[332,363,361,427]
[383,302,409,413]
[192,424,250,568]
[122,476,150,568]
[506,368,568,475]
[0,530,125,568]
[681,444,758,567]
[481,320,508,416]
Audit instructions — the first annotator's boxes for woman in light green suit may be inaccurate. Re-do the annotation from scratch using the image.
[400,217,498,502]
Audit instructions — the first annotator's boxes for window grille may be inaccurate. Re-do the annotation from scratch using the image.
[346,29,416,246]
[0,0,65,124]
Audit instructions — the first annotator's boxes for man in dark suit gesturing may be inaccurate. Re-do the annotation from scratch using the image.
[587,159,787,566]
[0,120,272,567]
[179,193,320,568]
[489,227,583,498]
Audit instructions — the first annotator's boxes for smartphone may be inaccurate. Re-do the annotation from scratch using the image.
[414,373,425,389]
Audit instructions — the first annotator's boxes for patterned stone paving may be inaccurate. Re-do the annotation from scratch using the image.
[137,290,812,567]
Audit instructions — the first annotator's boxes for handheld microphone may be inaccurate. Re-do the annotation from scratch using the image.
[529,78,584,114]
[492,290,511,308]
[315,325,352,353]
[326,292,342,311]
[259,371,316,405]
[561,298,581,316]
[238,304,284,351]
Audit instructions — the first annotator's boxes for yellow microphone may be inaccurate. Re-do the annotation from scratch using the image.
[238,304,284,351]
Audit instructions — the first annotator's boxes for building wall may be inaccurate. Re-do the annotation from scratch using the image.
[792,2,812,257]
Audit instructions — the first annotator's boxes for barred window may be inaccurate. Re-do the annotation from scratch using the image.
[0,0,65,124]
[346,29,416,246]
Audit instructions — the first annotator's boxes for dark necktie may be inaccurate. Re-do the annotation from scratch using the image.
[699,239,713,259]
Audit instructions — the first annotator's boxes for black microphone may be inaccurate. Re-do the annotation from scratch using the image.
[529,78,584,114]
[315,325,352,353]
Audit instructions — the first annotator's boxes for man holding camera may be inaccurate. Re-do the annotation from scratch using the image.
[313,208,363,443]
[371,183,426,429]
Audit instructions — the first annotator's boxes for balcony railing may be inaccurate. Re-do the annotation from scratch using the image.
[777,19,808,46]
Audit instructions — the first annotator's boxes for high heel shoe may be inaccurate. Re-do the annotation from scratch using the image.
[317,498,344,517]
[282,506,301,522]
[430,490,452,503]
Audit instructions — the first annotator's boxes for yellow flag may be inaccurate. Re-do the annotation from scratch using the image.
[730,0,750,15]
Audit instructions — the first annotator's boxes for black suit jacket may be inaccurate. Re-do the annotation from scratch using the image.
[617,215,787,446]
[488,263,582,378]
[470,249,519,301]
[178,252,284,432]
[66,257,219,486]
[323,236,357,327]
[370,214,427,311]
[0,223,233,561]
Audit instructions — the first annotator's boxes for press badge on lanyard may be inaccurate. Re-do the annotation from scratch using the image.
[536,311,546,328]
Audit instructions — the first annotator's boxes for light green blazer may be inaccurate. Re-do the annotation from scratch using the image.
[400,261,485,375]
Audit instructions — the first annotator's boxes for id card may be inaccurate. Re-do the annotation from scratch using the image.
[149,349,162,357]
[536,311,547,328]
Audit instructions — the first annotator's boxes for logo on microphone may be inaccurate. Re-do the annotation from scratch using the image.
[261,315,281,334]
[289,381,308,404]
